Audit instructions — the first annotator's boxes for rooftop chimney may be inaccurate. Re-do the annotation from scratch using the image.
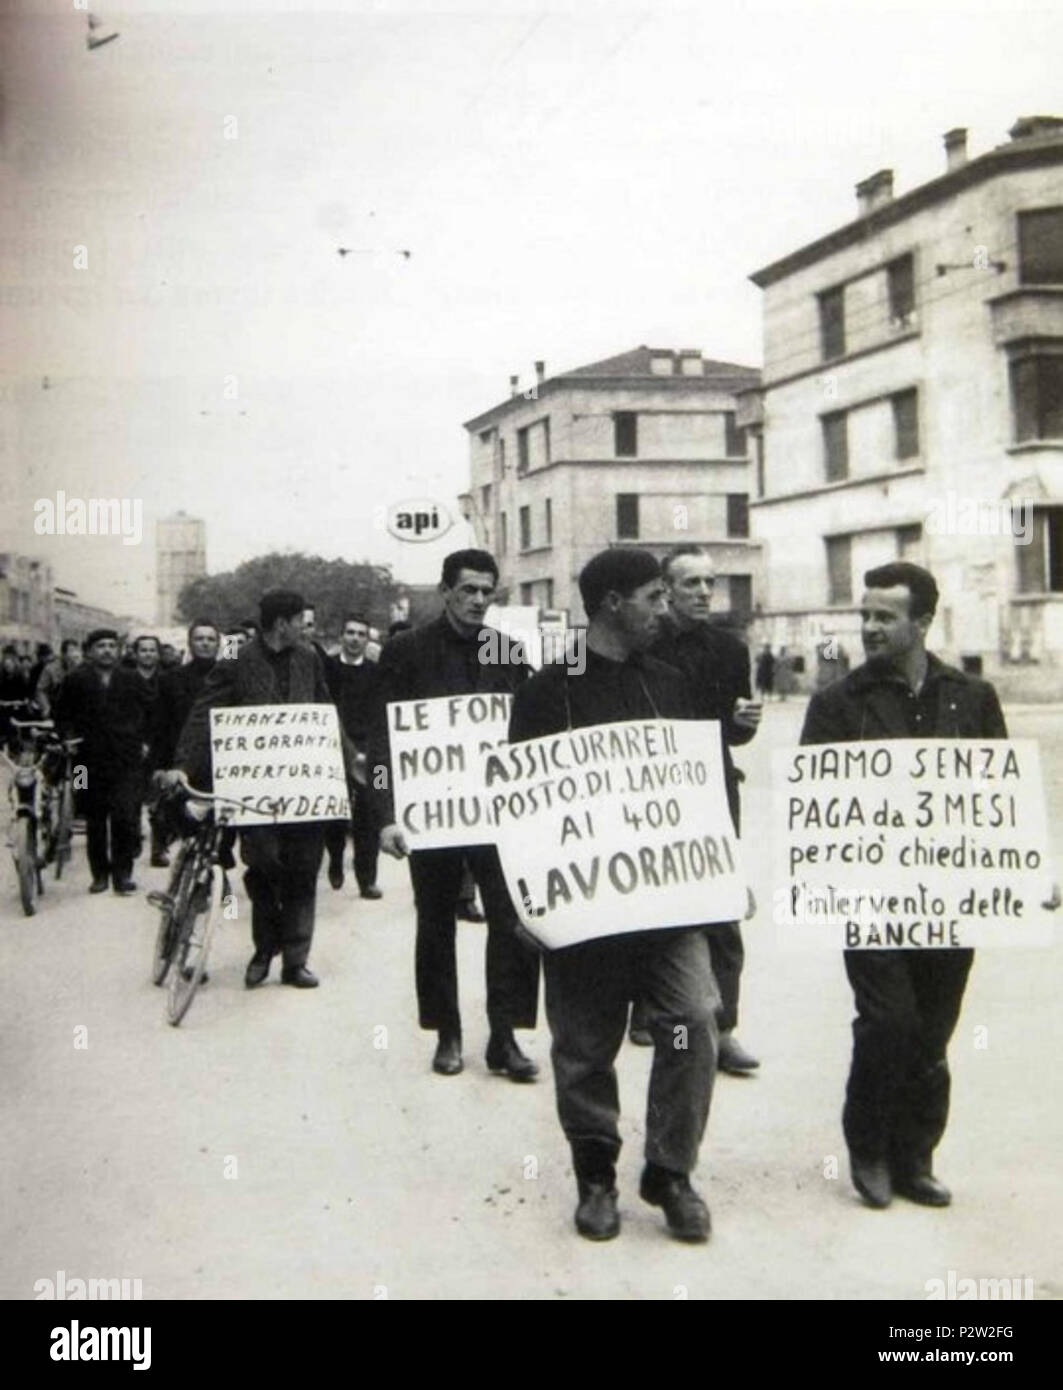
[855,168,894,217]
[943,127,968,172]
[1009,115,1063,142]
[534,360,545,383]
[509,374,519,398]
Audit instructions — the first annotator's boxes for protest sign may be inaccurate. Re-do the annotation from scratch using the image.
[388,692,512,848]
[773,739,1057,948]
[209,704,349,826]
[492,718,746,949]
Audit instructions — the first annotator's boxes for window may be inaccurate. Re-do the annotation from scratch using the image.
[1019,208,1063,285]
[517,426,529,475]
[519,505,531,551]
[726,493,750,538]
[544,498,552,545]
[498,438,505,476]
[543,417,551,463]
[896,523,923,561]
[481,484,492,514]
[614,412,638,457]
[1017,507,1063,593]
[887,254,915,323]
[822,411,849,481]
[826,535,852,605]
[729,574,752,616]
[616,494,639,539]
[543,578,554,609]
[1010,353,1063,441]
[499,512,507,555]
[724,411,746,457]
[753,430,765,498]
[819,286,846,360]
[520,583,533,605]
[892,389,920,459]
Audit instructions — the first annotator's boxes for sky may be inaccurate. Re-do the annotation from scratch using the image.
[2,0,1060,617]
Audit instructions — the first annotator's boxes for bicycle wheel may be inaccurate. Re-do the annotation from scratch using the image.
[53,780,75,880]
[14,817,39,917]
[151,842,193,986]
[166,861,223,1026]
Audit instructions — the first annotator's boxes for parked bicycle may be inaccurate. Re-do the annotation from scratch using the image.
[148,783,275,1026]
[1,718,82,916]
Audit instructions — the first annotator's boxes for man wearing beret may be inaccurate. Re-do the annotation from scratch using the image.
[55,628,154,894]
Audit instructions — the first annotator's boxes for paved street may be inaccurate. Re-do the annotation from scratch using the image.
[2,701,1061,1301]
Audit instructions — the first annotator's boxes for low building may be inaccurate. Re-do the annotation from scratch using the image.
[461,347,762,622]
[0,552,56,651]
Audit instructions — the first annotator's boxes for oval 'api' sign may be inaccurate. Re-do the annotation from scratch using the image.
[386,498,453,543]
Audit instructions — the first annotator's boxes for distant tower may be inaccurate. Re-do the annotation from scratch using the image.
[156,512,206,625]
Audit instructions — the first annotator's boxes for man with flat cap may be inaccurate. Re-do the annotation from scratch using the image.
[56,627,153,894]
[508,547,721,1243]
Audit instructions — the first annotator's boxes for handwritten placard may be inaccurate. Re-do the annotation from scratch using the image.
[773,739,1056,948]
[209,704,349,825]
[493,718,746,949]
[389,693,512,848]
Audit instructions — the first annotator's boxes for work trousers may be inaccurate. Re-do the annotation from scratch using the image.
[843,947,974,1174]
[407,844,540,1034]
[544,926,719,1178]
[241,824,325,970]
[323,787,380,892]
[707,921,744,1033]
[84,764,143,884]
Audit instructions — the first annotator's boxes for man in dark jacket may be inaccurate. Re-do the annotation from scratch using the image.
[149,619,220,865]
[55,627,153,894]
[372,549,540,1081]
[324,614,382,898]
[509,548,720,1244]
[169,590,336,989]
[800,561,1006,1210]
[648,545,761,1074]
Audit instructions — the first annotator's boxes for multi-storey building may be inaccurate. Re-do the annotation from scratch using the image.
[0,552,56,650]
[461,347,761,622]
[743,116,1063,680]
[156,512,206,627]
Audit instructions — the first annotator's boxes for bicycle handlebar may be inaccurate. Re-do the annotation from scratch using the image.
[180,783,280,818]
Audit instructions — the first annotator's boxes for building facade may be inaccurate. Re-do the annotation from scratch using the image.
[0,552,56,650]
[744,116,1063,682]
[156,512,207,627]
[462,347,762,622]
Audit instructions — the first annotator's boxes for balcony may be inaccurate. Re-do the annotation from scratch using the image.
[989,287,1063,346]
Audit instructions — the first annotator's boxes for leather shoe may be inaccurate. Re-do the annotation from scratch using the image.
[455,902,485,922]
[717,1033,760,1075]
[640,1165,711,1242]
[89,877,109,894]
[894,1172,951,1207]
[150,851,171,868]
[628,1026,653,1047]
[575,1182,620,1241]
[359,885,383,900]
[244,955,270,988]
[113,879,138,896]
[850,1153,892,1208]
[432,1033,463,1075]
[281,965,319,988]
[327,862,344,890]
[486,1030,539,1081]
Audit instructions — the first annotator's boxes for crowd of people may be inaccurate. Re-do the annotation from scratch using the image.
[1,546,1030,1245]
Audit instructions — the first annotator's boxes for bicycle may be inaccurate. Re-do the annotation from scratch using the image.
[148,784,274,1026]
[1,718,82,916]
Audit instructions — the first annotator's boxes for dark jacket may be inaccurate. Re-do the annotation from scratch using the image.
[800,653,1008,745]
[151,657,217,770]
[509,648,693,741]
[325,653,378,747]
[175,638,334,790]
[650,618,754,829]
[55,663,153,772]
[370,613,530,827]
